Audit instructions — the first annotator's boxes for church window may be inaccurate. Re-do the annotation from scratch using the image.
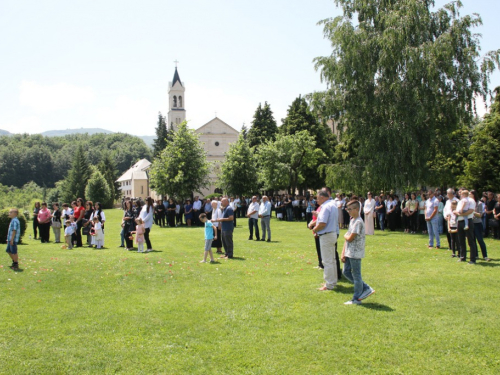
[173,96,177,107]
[179,96,183,107]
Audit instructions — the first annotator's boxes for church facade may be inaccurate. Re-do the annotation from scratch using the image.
[167,67,239,197]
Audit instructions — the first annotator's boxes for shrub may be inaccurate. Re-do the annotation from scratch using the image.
[0,209,28,244]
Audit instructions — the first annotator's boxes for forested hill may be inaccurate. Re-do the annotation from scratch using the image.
[40,128,114,136]
[0,129,11,136]
[0,133,152,188]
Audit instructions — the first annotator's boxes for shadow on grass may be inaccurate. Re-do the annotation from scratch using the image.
[11,268,24,272]
[229,257,246,261]
[333,284,354,295]
[476,262,500,267]
[360,303,394,312]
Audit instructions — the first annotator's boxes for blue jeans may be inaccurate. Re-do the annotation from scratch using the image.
[427,219,440,247]
[474,222,488,258]
[286,207,293,221]
[343,257,370,300]
[120,228,125,247]
[378,213,385,230]
[438,214,444,234]
[248,218,259,239]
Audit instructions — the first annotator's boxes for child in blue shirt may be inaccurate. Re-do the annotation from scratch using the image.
[199,213,216,263]
[6,208,21,270]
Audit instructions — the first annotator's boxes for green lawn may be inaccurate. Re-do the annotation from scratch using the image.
[1,209,499,374]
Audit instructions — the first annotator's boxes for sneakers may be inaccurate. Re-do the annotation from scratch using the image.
[199,260,206,263]
[10,263,19,271]
[358,287,375,301]
[344,299,362,305]
[464,226,469,231]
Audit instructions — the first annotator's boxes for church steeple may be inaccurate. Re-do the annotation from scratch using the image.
[172,67,182,87]
[167,64,186,130]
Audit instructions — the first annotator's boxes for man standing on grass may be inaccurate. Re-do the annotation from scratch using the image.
[259,195,272,242]
[6,208,21,271]
[311,190,338,291]
[246,196,260,241]
[214,198,234,259]
[425,189,440,249]
[341,199,375,305]
[192,196,202,226]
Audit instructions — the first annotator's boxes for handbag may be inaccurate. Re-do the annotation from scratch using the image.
[489,219,499,228]
[82,226,91,235]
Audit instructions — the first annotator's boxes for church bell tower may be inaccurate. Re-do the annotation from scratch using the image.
[167,65,186,131]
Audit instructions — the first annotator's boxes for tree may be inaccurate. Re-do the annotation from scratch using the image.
[310,0,500,190]
[461,87,500,191]
[98,151,120,208]
[218,133,259,196]
[64,144,90,202]
[256,131,325,193]
[153,112,168,157]
[241,123,248,140]
[247,102,278,149]
[149,122,210,199]
[280,95,337,190]
[85,167,112,205]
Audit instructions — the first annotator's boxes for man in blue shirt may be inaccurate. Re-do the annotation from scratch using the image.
[214,198,234,259]
[258,195,272,242]
[6,208,21,270]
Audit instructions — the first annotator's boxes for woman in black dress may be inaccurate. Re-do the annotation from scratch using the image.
[83,201,94,246]
[167,198,176,227]
[33,202,41,239]
[123,200,136,250]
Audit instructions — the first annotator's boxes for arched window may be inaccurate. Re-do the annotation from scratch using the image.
[179,96,183,107]
[173,96,177,107]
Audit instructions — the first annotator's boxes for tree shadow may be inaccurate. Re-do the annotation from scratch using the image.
[360,303,394,312]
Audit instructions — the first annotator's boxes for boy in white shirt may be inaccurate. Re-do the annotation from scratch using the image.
[64,220,74,249]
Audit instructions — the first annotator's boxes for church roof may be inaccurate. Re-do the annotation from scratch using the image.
[116,159,151,182]
[172,67,182,87]
[195,117,240,135]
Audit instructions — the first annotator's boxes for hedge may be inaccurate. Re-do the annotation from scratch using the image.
[0,209,27,244]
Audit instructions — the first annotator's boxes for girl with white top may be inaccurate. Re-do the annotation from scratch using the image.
[92,216,104,249]
[140,197,154,252]
[90,202,106,248]
[210,201,223,254]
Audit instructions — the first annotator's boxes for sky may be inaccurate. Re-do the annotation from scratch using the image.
[0,0,499,136]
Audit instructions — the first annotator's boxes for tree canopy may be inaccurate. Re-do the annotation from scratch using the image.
[218,133,259,196]
[256,131,325,193]
[153,112,168,157]
[310,0,500,191]
[247,102,278,149]
[149,122,210,199]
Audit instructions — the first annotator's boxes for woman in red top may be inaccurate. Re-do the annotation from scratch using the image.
[37,202,52,243]
[73,198,85,247]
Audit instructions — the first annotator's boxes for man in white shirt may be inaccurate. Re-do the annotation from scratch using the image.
[246,196,260,241]
[259,195,272,242]
[425,189,440,248]
[454,189,478,264]
[443,188,459,250]
[193,196,202,226]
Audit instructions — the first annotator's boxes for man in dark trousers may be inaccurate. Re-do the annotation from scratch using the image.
[214,198,234,259]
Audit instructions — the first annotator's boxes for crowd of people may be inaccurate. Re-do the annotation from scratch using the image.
[31,199,106,250]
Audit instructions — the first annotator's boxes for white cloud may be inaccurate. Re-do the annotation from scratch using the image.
[1,116,42,134]
[19,81,95,112]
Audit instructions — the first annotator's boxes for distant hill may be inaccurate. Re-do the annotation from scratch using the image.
[40,128,114,136]
[0,129,11,136]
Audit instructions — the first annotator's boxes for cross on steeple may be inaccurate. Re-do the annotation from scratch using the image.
[174,59,179,68]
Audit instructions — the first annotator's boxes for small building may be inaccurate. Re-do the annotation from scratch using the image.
[116,158,159,200]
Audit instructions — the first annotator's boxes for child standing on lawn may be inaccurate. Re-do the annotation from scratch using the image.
[131,218,145,253]
[199,213,216,263]
[342,198,375,305]
[92,216,104,249]
[6,208,21,270]
[64,220,74,249]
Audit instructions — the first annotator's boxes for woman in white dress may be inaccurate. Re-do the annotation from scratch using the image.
[90,202,106,248]
[335,194,344,228]
[210,200,223,254]
[363,192,375,235]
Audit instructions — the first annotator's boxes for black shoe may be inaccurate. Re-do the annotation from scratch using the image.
[248,237,253,240]
[467,261,476,265]
[119,245,125,248]
[259,239,265,241]
[267,239,271,242]
[10,263,19,270]
[255,238,260,241]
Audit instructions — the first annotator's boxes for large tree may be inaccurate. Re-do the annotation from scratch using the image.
[280,95,337,190]
[149,122,210,199]
[247,102,278,149]
[152,112,168,157]
[461,87,500,191]
[256,131,325,193]
[218,133,259,196]
[63,144,90,201]
[85,166,112,206]
[310,0,499,190]
[97,151,120,208]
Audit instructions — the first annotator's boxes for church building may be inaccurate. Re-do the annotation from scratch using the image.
[167,67,239,197]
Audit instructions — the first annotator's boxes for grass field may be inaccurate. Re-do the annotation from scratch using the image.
[1,209,500,374]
